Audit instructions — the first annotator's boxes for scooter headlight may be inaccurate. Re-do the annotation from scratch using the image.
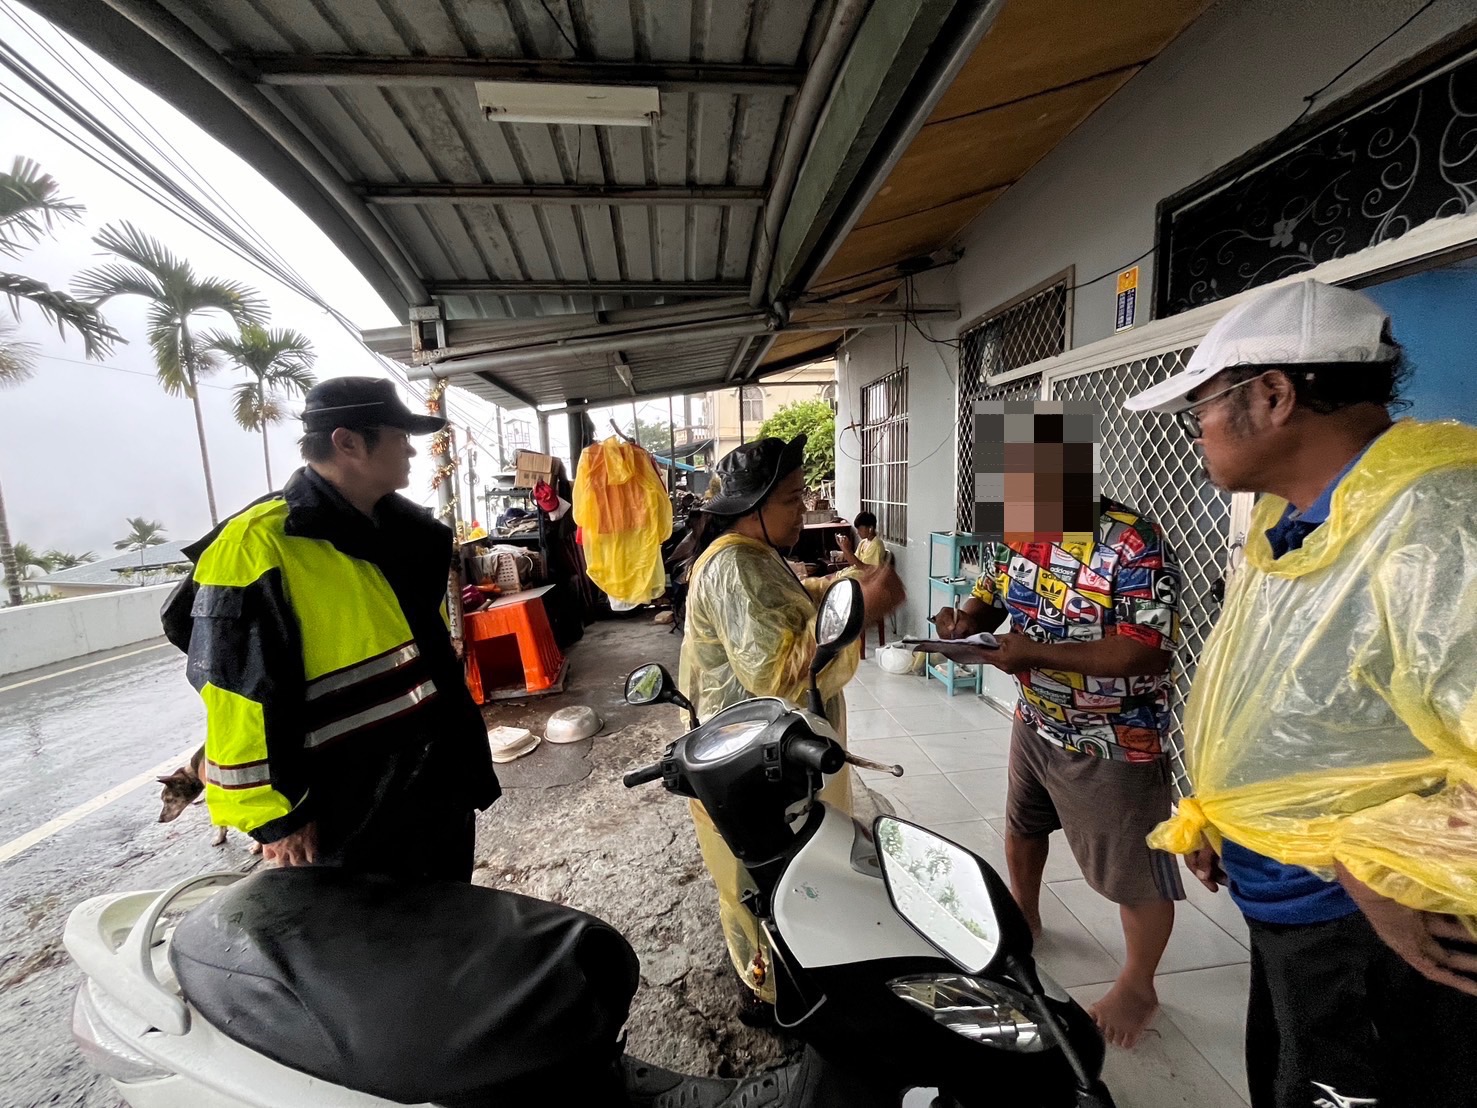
[889,973,1053,1052]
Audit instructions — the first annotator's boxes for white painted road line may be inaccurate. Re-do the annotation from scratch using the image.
[0,744,200,866]
[0,642,172,695]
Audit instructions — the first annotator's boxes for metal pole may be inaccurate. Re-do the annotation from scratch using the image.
[430,385,464,654]
[466,439,477,528]
[630,402,641,447]
[495,406,507,469]
[666,395,677,493]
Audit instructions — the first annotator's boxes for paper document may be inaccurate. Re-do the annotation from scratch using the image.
[901,632,999,652]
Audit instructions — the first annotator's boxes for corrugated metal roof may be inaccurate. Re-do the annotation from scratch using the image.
[175,0,821,326]
[29,0,1212,410]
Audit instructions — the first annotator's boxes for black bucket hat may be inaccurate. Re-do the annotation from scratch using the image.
[703,435,807,517]
[299,376,446,435]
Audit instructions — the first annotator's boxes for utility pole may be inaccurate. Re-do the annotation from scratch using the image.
[666,395,677,493]
[466,439,478,528]
[495,406,507,470]
[430,383,464,656]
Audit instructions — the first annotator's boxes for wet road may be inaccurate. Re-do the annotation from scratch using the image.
[0,641,262,1106]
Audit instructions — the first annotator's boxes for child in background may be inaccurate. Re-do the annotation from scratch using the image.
[837,511,884,570]
[837,511,888,655]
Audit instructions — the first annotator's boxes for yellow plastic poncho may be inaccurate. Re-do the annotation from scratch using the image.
[572,438,673,605]
[1150,420,1477,920]
[679,532,860,999]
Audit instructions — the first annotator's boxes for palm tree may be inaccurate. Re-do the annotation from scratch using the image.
[76,222,266,526]
[0,158,122,607]
[45,549,98,569]
[114,517,167,570]
[10,542,53,576]
[204,323,316,490]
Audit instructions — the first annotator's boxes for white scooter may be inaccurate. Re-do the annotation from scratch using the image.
[65,579,1116,1108]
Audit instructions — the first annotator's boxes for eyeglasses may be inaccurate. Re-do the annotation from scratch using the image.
[1174,373,1268,437]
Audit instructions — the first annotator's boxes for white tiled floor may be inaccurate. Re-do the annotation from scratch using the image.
[851,657,1252,1107]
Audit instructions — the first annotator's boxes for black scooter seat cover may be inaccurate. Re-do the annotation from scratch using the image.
[168,867,640,1103]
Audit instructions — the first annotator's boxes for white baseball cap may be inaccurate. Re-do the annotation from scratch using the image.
[1123,278,1397,413]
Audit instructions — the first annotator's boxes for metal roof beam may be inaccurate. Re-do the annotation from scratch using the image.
[232,54,803,95]
[767,0,1003,301]
[429,280,747,297]
[359,183,765,206]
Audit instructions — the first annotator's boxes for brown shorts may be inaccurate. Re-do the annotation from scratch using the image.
[1006,718,1184,905]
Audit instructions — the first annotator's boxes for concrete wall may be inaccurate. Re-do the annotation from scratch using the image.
[0,584,175,677]
[951,0,1477,348]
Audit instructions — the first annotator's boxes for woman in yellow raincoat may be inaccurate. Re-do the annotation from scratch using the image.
[679,435,904,1024]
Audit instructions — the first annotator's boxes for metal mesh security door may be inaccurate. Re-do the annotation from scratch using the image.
[1050,349,1231,796]
[957,279,1070,530]
[860,368,909,544]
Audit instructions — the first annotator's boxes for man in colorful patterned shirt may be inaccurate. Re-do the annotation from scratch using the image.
[935,496,1184,1049]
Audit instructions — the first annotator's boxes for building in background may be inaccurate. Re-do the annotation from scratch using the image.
[692,359,838,463]
[33,541,193,599]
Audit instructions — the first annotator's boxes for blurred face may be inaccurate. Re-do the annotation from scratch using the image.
[757,468,807,548]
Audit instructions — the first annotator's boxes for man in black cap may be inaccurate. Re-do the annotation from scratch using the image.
[163,376,499,881]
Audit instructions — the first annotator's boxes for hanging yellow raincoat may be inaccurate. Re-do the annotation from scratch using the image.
[1150,420,1477,920]
[679,532,860,1000]
[572,438,673,605]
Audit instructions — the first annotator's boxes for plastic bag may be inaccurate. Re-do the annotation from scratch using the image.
[572,438,673,605]
[1150,420,1477,917]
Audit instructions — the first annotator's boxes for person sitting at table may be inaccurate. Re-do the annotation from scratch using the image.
[836,511,884,570]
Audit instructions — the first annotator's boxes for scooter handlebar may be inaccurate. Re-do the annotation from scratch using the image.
[623,762,665,788]
[786,735,846,775]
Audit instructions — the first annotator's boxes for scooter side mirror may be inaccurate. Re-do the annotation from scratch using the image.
[624,663,699,727]
[811,578,864,675]
[625,663,672,705]
[874,816,1033,976]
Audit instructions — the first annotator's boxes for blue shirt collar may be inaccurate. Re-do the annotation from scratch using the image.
[1265,430,1387,558]
[1285,429,1388,526]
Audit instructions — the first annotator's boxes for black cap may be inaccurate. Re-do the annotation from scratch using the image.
[299,376,447,435]
[703,435,807,516]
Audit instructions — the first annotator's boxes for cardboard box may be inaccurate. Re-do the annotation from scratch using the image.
[514,450,555,489]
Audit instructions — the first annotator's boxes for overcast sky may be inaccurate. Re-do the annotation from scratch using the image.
[0,2,707,559]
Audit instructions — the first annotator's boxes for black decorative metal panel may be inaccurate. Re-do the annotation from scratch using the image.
[955,282,1067,530]
[1159,51,1477,316]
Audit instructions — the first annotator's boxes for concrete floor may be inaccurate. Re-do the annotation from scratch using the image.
[474,614,796,1078]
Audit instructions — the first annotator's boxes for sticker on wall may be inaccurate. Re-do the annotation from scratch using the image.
[1115,266,1139,333]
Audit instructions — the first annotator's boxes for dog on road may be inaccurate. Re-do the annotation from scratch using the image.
[157,746,262,854]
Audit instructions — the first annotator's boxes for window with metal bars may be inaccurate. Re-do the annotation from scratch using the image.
[740,387,764,425]
[859,368,909,545]
[956,276,1071,530]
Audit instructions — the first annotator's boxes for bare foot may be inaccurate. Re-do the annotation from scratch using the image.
[1088,979,1158,1049]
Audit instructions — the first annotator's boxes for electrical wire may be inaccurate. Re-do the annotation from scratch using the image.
[0,14,523,487]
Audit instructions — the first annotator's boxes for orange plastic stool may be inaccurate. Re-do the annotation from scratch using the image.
[462,596,566,704]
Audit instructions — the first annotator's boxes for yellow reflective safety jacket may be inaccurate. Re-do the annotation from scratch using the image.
[162,467,498,844]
